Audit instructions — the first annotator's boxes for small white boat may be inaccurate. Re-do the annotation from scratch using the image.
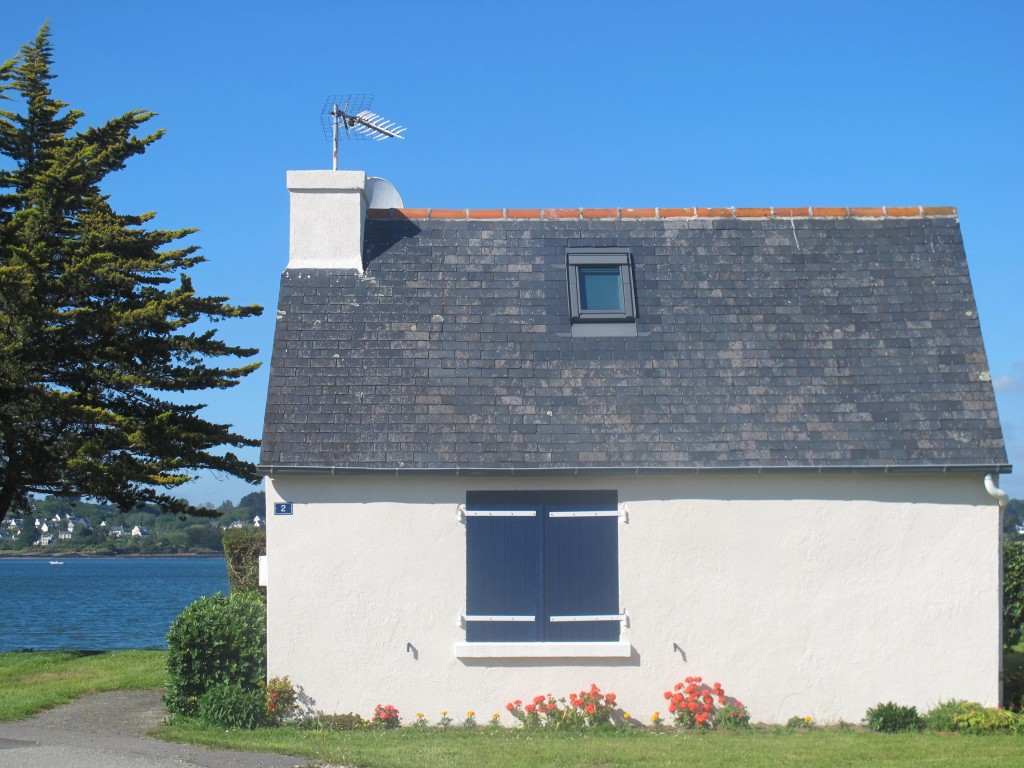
[49,560,64,565]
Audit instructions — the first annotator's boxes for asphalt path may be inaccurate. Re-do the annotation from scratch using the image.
[0,690,335,768]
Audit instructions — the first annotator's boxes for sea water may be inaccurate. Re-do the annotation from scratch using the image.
[0,557,230,651]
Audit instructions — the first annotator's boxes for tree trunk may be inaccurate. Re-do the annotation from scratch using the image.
[0,483,18,526]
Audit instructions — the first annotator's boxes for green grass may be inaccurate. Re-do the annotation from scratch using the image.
[153,724,1024,768]
[4,650,1022,766]
[0,650,166,721]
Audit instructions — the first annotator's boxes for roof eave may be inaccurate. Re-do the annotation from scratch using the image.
[258,462,1012,478]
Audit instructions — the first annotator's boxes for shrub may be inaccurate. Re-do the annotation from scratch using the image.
[164,592,267,717]
[567,684,617,727]
[298,713,368,731]
[922,699,969,732]
[786,715,815,729]
[197,683,268,729]
[663,677,736,730]
[863,702,921,733]
[505,685,618,729]
[952,702,1024,734]
[1005,538,1024,648]
[222,527,266,596]
[372,703,401,728]
[718,701,752,729]
[261,676,297,725]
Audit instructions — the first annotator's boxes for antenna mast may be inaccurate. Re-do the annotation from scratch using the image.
[321,95,407,170]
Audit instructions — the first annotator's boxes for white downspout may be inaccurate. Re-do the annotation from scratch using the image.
[985,474,1009,510]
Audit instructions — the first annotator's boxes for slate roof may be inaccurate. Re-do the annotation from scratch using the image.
[260,208,1009,475]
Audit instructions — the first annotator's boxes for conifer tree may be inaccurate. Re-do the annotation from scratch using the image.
[0,25,262,522]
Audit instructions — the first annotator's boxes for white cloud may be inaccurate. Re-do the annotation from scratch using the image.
[994,373,1021,393]
[994,362,1024,394]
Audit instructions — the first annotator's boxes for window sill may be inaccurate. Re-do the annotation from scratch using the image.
[454,641,632,659]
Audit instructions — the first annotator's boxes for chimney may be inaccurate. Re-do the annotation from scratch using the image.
[286,170,367,272]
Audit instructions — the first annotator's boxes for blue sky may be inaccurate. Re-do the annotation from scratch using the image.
[4,1,1022,504]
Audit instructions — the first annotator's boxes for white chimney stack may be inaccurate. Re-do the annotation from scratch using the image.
[286,170,367,272]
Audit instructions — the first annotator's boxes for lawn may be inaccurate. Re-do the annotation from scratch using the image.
[154,722,1024,768]
[3,649,1022,767]
[0,649,166,720]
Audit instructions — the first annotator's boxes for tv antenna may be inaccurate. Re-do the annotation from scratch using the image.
[321,95,407,170]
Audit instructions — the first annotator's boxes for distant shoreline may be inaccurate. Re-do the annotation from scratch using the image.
[0,551,223,559]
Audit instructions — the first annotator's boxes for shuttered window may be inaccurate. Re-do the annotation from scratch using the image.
[464,491,619,642]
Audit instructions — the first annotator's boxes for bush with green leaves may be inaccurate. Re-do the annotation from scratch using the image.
[922,700,969,732]
[296,713,369,731]
[164,592,267,717]
[222,527,266,596]
[863,702,921,733]
[951,702,1024,735]
[1005,538,1024,647]
[197,683,268,729]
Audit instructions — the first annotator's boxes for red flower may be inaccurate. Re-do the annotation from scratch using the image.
[506,703,514,711]
[533,695,545,705]
[586,703,596,716]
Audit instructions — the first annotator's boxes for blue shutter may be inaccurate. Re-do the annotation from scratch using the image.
[543,491,619,641]
[465,492,541,641]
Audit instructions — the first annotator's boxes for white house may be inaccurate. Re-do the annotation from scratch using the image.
[260,170,1010,724]
[130,525,149,538]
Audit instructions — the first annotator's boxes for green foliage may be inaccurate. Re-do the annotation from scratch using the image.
[1004,645,1024,710]
[157,722,1024,768]
[951,702,1024,735]
[717,702,751,729]
[786,715,816,729]
[296,712,370,731]
[922,700,970,732]
[222,526,265,595]
[863,702,921,733]
[0,493,249,553]
[163,592,266,717]
[372,703,401,729]
[197,683,267,730]
[1004,499,1024,539]
[0,25,262,524]
[1005,538,1024,647]
[0,650,165,721]
[260,675,297,725]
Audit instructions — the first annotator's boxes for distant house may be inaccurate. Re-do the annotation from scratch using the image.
[109,525,126,538]
[130,526,149,538]
[252,515,263,528]
[260,170,1010,724]
[0,530,13,543]
[37,533,55,546]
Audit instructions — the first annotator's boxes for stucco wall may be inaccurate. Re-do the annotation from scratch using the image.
[264,472,1000,724]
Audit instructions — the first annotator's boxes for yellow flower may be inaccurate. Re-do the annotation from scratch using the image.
[804,716,813,723]
[416,712,424,718]
[623,712,631,720]
[467,711,475,717]
[491,713,500,720]
[651,712,661,722]
[441,710,447,716]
